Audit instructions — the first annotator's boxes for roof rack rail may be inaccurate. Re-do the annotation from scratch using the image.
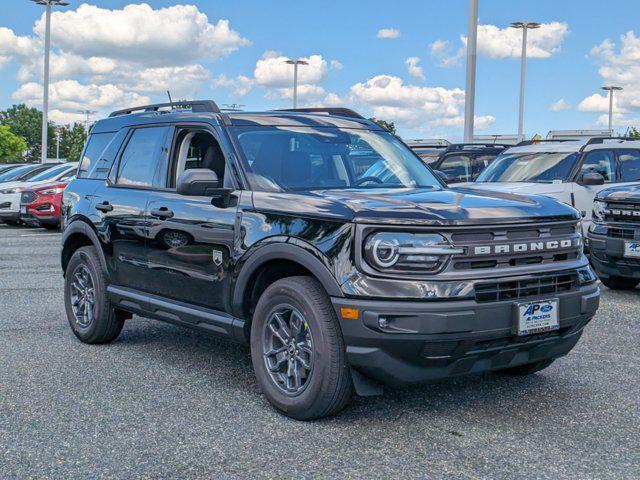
[273,107,366,120]
[579,136,640,151]
[405,138,451,147]
[515,139,577,147]
[109,100,224,118]
[445,143,510,151]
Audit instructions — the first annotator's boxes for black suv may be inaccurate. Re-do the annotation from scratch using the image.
[61,101,600,419]
[588,185,640,290]
[409,142,507,183]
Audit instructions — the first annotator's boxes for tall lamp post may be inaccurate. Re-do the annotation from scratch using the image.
[463,0,479,143]
[78,109,97,133]
[510,21,540,141]
[31,0,70,164]
[601,86,623,132]
[284,59,309,109]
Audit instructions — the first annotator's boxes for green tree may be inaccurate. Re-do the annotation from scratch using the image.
[369,117,397,135]
[0,104,56,161]
[628,127,640,138]
[0,125,28,163]
[58,123,87,162]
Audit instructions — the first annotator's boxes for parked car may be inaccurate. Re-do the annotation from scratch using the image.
[61,101,599,420]
[429,143,508,183]
[0,162,76,224]
[0,163,53,184]
[0,163,25,176]
[463,137,640,237]
[406,139,451,165]
[587,184,640,290]
[19,180,71,229]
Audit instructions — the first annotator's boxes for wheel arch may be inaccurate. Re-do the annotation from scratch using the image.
[232,242,344,321]
[61,220,108,278]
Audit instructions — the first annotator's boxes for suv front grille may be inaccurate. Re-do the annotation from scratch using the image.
[474,272,579,303]
[20,191,38,205]
[605,202,640,224]
[607,227,636,239]
[448,221,581,273]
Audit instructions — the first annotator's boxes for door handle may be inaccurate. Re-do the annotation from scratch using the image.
[150,207,174,219]
[95,202,113,212]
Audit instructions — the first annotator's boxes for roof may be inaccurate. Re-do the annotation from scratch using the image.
[504,141,585,154]
[93,106,380,133]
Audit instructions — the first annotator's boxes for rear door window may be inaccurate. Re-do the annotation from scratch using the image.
[579,150,617,183]
[618,149,640,182]
[116,127,169,188]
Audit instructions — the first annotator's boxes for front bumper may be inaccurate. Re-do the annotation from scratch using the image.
[332,282,599,386]
[588,229,640,279]
[0,192,21,222]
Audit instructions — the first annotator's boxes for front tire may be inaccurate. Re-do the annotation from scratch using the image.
[250,276,353,420]
[600,275,638,291]
[64,246,125,344]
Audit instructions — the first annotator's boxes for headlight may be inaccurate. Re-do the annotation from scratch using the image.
[0,187,24,194]
[39,187,65,195]
[363,232,463,274]
[592,200,606,221]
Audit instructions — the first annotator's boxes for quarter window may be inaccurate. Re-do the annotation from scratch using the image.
[77,132,116,179]
[618,150,640,182]
[579,150,616,183]
[116,127,169,188]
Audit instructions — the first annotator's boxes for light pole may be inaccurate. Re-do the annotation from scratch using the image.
[463,0,479,143]
[510,21,540,141]
[78,109,96,133]
[284,59,309,109]
[31,0,70,163]
[601,86,623,132]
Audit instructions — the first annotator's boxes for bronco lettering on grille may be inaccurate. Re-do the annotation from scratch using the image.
[472,238,578,256]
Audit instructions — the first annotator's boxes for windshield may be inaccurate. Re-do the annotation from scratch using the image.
[231,126,442,192]
[412,149,445,165]
[0,165,37,182]
[232,126,442,191]
[28,164,73,182]
[476,151,579,183]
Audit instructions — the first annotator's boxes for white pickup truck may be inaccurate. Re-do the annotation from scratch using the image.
[460,138,640,235]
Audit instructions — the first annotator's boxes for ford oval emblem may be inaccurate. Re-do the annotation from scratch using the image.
[541,305,553,312]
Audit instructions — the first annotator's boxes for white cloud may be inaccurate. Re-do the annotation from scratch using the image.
[579,31,640,127]
[212,74,254,97]
[377,28,400,39]
[405,57,426,80]
[254,52,328,88]
[550,98,571,112]
[430,22,569,66]
[330,60,344,70]
[0,4,249,123]
[349,74,494,130]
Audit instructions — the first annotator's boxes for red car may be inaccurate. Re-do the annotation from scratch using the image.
[19,181,70,229]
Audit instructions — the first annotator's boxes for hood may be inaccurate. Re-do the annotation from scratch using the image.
[0,179,56,192]
[252,187,579,226]
[597,183,640,203]
[458,182,568,196]
[26,180,69,192]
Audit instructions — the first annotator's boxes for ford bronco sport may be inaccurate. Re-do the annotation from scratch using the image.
[61,101,600,419]
[588,184,640,290]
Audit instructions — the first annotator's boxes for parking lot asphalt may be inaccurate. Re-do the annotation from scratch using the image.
[0,224,638,479]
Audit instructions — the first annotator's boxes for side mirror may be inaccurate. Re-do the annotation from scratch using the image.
[435,170,455,184]
[177,169,220,196]
[578,172,605,186]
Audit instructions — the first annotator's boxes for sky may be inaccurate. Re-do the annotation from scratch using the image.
[0,0,639,140]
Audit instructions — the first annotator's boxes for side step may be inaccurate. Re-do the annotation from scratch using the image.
[107,285,246,343]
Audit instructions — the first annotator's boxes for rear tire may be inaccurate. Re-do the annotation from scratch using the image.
[497,359,554,376]
[64,246,125,344]
[250,276,353,420]
[600,275,638,291]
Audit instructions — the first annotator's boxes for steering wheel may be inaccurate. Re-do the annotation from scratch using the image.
[354,176,384,186]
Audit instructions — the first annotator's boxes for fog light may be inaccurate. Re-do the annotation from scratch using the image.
[578,267,597,285]
[378,317,388,329]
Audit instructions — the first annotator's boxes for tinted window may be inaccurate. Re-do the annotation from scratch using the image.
[618,150,640,182]
[579,150,616,183]
[477,152,579,183]
[439,155,472,182]
[0,165,34,182]
[116,127,169,188]
[29,163,74,182]
[232,126,441,192]
[77,132,116,179]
